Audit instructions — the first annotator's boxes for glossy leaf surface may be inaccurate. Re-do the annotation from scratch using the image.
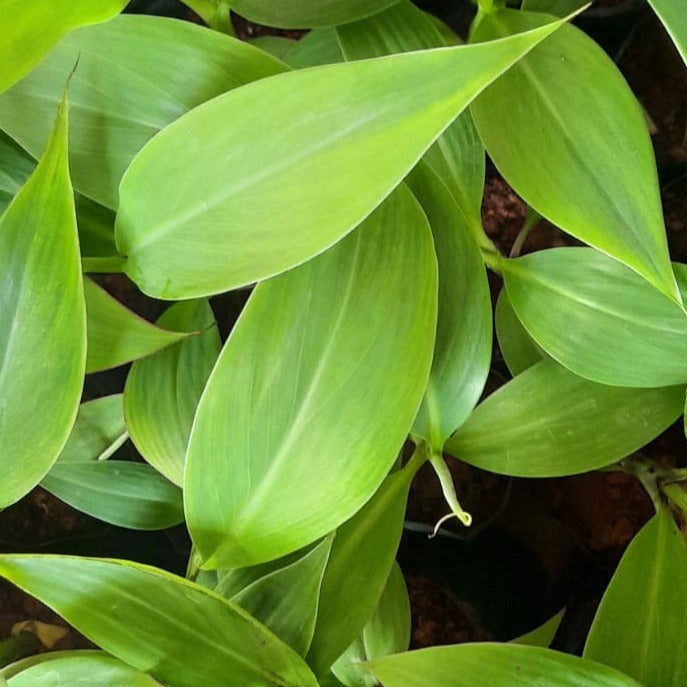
[307,461,418,677]
[84,279,191,373]
[0,14,287,209]
[647,0,687,66]
[408,163,491,445]
[0,556,318,687]
[585,508,687,686]
[7,652,160,686]
[471,9,678,301]
[0,96,85,508]
[446,359,684,477]
[185,187,437,568]
[0,0,127,95]
[116,16,568,299]
[502,248,687,387]
[56,395,126,463]
[41,462,183,530]
[224,0,398,29]
[232,535,333,656]
[366,644,643,686]
[124,300,220,486]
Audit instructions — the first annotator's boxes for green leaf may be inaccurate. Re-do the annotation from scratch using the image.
[646,0,687,66]
[502,248,687,387]
[84,278,191,373]
[284,28,344,68]
[7,651,160,686]
[494,288,544,376]
[185,186,437,568]
[232,535,333,656]
[0,94,86,509]
[470,9,679,302]
[0,556,319,687]
[365,644,644,687]
[249,36,297,61]
[445,359,684,477]
[56,395,126,463]
[116,15,570,299]
[408,162,491,446]
[0,0,128,95]
[0,14,287,209]
[307,459,418,677]
[223,0,399,29]
[0,132,34,213]
[584,507,687,686]
[41,461,184,530]
[124,300,220,486]
[512,609,565,648]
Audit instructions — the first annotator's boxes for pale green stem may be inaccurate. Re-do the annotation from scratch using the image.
[428,451,472,536]
[186,547,203,581]
[209,2,236,36]
[480,245,503,274]
[661,466,687,485]
[81,256,126,273]
[622,456,660,512]
[509,206,543,258]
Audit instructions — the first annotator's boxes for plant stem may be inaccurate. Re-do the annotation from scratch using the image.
[81,256,126,273]
[480,245,503,274]
[509,206,542,258]
[428,451,472,535]
[178,0,218,25]
[210,2,236,36]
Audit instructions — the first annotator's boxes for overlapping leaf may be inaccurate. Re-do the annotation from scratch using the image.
[445,359,684,477]
[284,28,344,68]
[502,248,687,387]
[185,187,437,569]
[470,9,678,302]
[0,95,85,508]
[124,300,220,486]
[0,556,319,687]
[585,507,687,686]
[0,14,287,209]
[115,15,570,299]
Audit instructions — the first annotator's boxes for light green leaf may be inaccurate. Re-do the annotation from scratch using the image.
[0,14,287,209]
[470,9,679,302]
[646,0,687,66]
[0,94,86,509]
[494,288,544,376]
[408,162,491,446]
[232,535,333,656]
[124,300,220,486]
[585,507,687,686]
[445,359,684,477]
[512,609,565,648]
[502,247,687,387]
[57,395,126,463]
[185,186,437,568]
[307,459,418,678]
[0,556,319,687]
[41,462,184,530]
[224,0,399,29]
[0,0,127,95]
[249,35,297,61]
[284,28,344,68]
[365,644,644,686]
[7,651,160,686]
[84,278,191,373]
[116,15,570,299]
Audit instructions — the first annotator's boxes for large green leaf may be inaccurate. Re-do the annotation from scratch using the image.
[365,644,643,686]
[470,9,678,302]
[84,278,191,373]
[646,0,687,66]
[41,462,184,530]
[124,300,220,486]
[307,460,418,678]
[56,395,126,463]
[224,0,399,29]
[408,163,491,446]
[502,248,687,387]
[584,507,687,686]
[232,535,333,656]
[116,15,570,299]
[0,14,287,209]
[0,556,318,687]
[7,651,160,686]
[0,0,127,95]
[185,186,437,569]
[445,359,684,477]
[0,95,86,509]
